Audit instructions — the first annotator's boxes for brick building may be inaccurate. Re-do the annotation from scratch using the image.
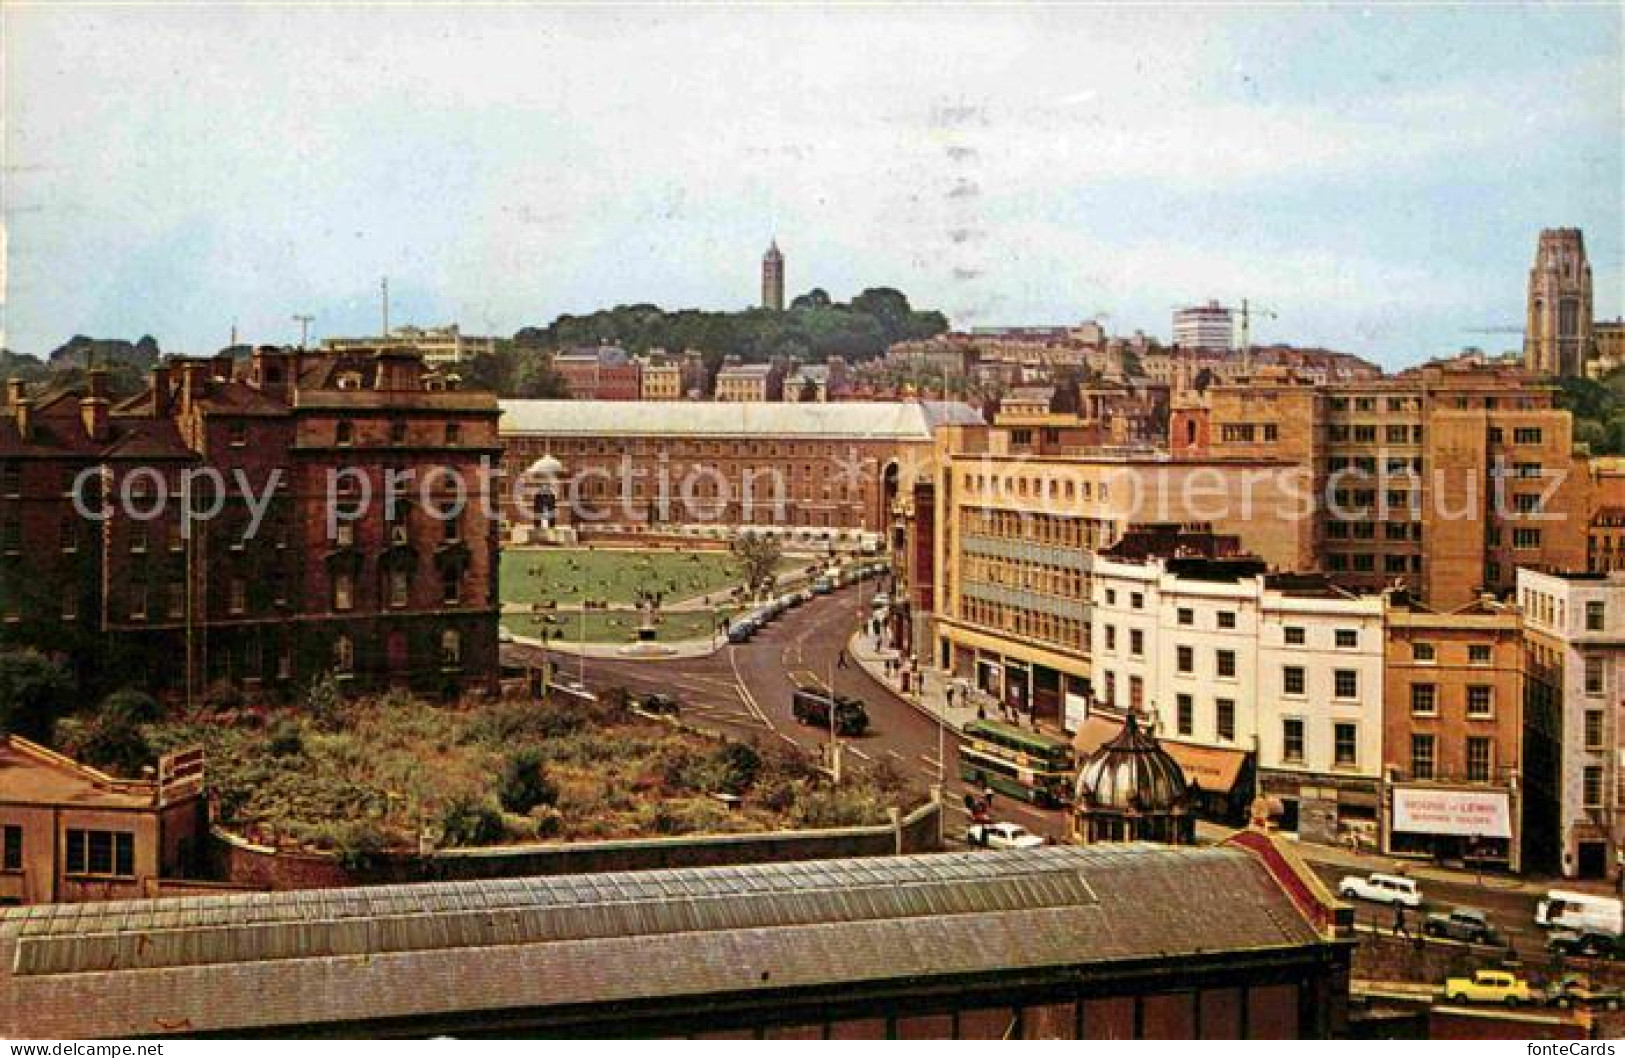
[551,345,642,401]
[0,347,501,698]
[1382,595,1526,871]
[1174,362,1590,610]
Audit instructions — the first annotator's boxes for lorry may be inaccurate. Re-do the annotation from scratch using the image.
[790,676,870,736]
[1536,890,1623,936]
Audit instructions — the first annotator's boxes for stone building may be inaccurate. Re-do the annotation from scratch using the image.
[761,239,785,312]
[1524,227,1594,379]
[551,345,642,401]
[0,347,502,698]
[714,360,785,402]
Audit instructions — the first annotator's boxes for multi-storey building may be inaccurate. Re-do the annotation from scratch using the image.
[1173,300,1234,351]
[323,324,502,366]
[1175,362,1590,610]
[1089,532,1386,845]
[500,400,980,539]
[551,345,643,401]
[1525,227,1594,379]
[0,347,502,698]
[713,360,784,403]
[1588,456,1625,573]
[1382,595,1526,871]
[1592,318,1625,378]
[784,358,848,403]
[929,425,1315,728]
[1519,568,1625,879]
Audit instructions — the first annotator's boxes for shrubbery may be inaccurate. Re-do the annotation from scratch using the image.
[498,748,558,814]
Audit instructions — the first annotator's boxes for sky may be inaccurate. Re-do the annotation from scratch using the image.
[1,3,1620,369]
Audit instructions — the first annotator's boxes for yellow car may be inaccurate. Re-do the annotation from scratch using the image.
[1443,969,1534,1006]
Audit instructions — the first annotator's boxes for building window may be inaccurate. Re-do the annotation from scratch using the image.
[1130,592,1144,610]
[446,423,462,445]
[1283,665,1305,696]
[334,523,355,548]
[389,569,409,609]
[65,829,134,878]
[444,515,461,544]
[1587,601,1606,631]
[1216,611,1236,630]
[1129,629,1143,657]
[1284,626,1305,646]
[333,635,355,674]
[1586,709,1605,750]
[1466,737,1492,782]
[1282,718,1304,764]
[1512,528,1541,550]
[128,584,149,622]
[1177,607,1193,626]
[59,520,78,554]
[0,464,18,498]
[129,525,148,554]
[1216,649,1236,679]
[333,571,354,612]
[1412,642,1436,662]
[1216,699,1235,742]
[1466,685,1493,718]
[336,420,354,446]
[228,421,247,447]
[442,570,461,606]
[1411,683,1437,716]
[390,421,408,445]
[1514,427,1543,445]
[1411,735,1435,780]
[1468,644,1491,665]
[1334,669,1358,699]
[1584,766,1604,808]
[1,825,20,870]
[1129,675,1143,710]
[1103,671,1115,706]
[60,585,77,621]
[1586,655,1605,695]
[1334,723,1357,768]
[1335,629,1357,649]
[1176,694,1193,736]
[1104,625,1116,651]
[441,629,462,669]
[1104,589,1116,606]
[167,580,186,620]
[227,577,247,616]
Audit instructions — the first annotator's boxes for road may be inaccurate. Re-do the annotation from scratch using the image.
[504,582,1070,842]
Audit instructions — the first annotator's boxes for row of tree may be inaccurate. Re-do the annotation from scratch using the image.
[1558,372,1625,455]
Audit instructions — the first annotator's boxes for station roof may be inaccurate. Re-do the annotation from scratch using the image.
[499,399,982,440]
[0,843,1327,1038]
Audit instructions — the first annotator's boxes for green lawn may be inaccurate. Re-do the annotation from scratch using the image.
[507,609,743,644]
[502,548,803,607]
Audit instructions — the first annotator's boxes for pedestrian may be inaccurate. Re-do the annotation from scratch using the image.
[838,648,848,670]
[1392,904,1410,940]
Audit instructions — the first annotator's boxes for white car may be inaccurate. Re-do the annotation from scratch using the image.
[966,821,1046,850]
[1338,872,1423,909]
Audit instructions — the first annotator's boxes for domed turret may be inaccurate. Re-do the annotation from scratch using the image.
[1072,714,1195,846]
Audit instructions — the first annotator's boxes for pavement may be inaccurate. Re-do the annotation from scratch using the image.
[847,629,1621,902]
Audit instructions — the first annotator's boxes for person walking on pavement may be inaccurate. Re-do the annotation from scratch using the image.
[1392,903,1410,940]
[837,647,848,670]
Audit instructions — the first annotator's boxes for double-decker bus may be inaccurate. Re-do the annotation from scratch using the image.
[958,718,1075,808]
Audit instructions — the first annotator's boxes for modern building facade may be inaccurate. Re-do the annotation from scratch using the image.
[1173,300,1235,352]
[1519,568,1625,879]
[1524,227,1594,379]
[1174,362,1590,610]
[0,347,503,698]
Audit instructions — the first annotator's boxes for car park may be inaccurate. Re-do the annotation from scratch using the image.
[965,821,1046,849]
[1424,907,1497,944]
[1443,969,1533,1006]
[1338,872,1423,908]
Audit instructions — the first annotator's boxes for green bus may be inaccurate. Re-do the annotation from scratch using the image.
[958,719,1075,808]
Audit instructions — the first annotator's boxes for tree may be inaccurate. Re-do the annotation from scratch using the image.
[732,532,783,599]
[439,794,505,847]
[77,690,159,776]
[790,288,832,310]
[497,747,559,814]
[0,650,74,743]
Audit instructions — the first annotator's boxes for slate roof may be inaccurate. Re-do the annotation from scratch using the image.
[500,399,981,440]
[0,843,1327,1038]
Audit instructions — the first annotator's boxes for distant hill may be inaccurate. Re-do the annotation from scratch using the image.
[47,335,162,371]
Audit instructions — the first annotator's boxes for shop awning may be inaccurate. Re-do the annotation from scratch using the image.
[1391,786,1512,839]
[1162,739,1250,796]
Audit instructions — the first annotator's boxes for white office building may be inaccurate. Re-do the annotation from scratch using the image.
[1173,300,1235,351]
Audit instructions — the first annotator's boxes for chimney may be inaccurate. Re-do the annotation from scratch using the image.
[5,379,24,408]
[81,367,110,443]
[13,398,32,441]
[212,353,236,382]
[151,365,173,417]
[180,359,210,412]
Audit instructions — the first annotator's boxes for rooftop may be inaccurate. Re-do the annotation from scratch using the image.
[499,399,982,439]
[0,737,157,811]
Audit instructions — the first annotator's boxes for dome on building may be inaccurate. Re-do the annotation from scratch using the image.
[526,454,564,478]
[1072,714,1196,846]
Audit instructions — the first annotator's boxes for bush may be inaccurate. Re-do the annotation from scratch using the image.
[77,716,154,777]
[438,794,505,847]
[497,748,558,814]
[305,674,344,730]
[713,742,761,794]
[333,821,388,871]
[100,689,160,727]
[266,718,304,758]
[0,650,74,743]
[202,679,245,713]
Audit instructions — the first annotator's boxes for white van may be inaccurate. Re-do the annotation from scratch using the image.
[1536,890,1623,935]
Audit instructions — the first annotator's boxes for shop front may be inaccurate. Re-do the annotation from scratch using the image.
[1260,773,1381,850]
[1385,784,1518,873]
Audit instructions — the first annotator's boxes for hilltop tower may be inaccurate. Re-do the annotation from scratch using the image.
[761,239,785,312]
[1525,228,1593,378]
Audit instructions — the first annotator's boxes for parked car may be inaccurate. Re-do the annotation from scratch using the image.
[811,577,834,595]
[1338,872,1424,909]
[966,821,1045,850]
[1424,907,1498,944]
[1547,929,1623,959]
[726,620,755,644]
[1545,975,1624,1011]
[1443,969,1533,1006]
[638,693,681,716]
